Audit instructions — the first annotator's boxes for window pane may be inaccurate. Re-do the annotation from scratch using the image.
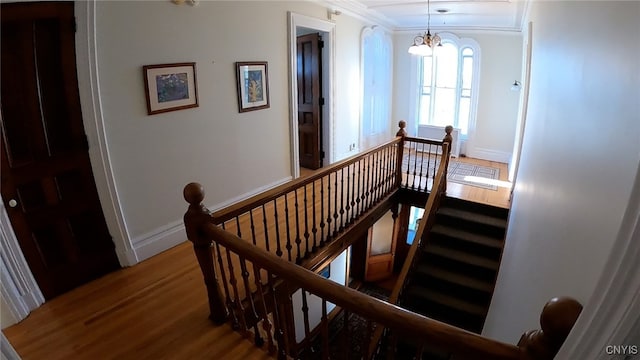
[458,98,470,135]
[422,56,432,87]
[435,43,458,88]
[462,57,473,90]
[462,47,473,56]
[419,94,431,125]
[433,87,455,127]
[461,89,471,97]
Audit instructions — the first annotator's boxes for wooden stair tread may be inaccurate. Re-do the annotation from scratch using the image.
[437,207,507,228]
[415,264,493,292]
[426,244,500,270]
[431,224,504,248]
[407,286,486,316]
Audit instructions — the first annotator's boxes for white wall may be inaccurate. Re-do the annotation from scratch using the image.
[292,249,348,343]
[93,1,370,259]
[483,1,640,344]
[392,31,522,162]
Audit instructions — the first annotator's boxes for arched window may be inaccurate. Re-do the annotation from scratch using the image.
[416,33,479,138]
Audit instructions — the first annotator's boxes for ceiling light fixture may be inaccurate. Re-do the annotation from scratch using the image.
[408,0,442,56]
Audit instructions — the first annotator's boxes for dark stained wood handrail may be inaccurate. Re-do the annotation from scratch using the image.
[211,137,403,224]
[403,136,444,145]
[196,216,522,360]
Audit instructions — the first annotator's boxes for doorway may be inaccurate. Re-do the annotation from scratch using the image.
[288,12,334,178]
[1,2,121,300]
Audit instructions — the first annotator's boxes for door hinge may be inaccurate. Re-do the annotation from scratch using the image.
[321,151,325,159]
[318,40,325,49]
[319,97,325,106]
[73,17,77,33]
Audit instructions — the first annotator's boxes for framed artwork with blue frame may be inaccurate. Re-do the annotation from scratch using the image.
[236,61,270,113]
[143,62,198,115]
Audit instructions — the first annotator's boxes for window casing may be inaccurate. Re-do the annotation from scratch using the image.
[416,34,480,139]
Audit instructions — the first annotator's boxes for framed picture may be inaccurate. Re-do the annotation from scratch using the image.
[143,62,198,115]
[236,61,270,112]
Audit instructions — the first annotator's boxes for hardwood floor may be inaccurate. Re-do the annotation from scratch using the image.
[3,157,509,359]
[303,156,511,209]
[3,243,275,360]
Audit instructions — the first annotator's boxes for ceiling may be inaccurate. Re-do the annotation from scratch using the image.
[322,0,529,32]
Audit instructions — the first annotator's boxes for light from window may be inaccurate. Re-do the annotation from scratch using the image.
[418,41,477,137]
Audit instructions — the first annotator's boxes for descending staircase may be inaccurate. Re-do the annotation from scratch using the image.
[401,196,509,334]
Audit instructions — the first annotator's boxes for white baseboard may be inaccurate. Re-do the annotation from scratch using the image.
[131,176,293,262]
[467,147,512,163]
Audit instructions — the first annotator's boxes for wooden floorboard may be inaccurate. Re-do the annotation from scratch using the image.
[4,156,508,359]
[3,243,275,360]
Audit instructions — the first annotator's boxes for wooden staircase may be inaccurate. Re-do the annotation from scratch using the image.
[401,196,508,334]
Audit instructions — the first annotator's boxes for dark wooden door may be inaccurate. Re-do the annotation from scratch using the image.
[297,33,323,170]
[1,2,120,300]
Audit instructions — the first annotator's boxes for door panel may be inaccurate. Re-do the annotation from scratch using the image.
[297,33,322,170]
[1,2,120,300]
[365,211,397,282]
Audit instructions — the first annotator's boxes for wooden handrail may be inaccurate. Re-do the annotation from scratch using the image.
[191,209,522,360]
[403,136,444,145]
[211,137,402,224]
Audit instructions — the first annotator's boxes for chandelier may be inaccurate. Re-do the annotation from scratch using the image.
[408,0,442,56]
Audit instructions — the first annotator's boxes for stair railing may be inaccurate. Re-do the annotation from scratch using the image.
[185,183,518,359]
[367,141,450,357]
[210,137,403,267]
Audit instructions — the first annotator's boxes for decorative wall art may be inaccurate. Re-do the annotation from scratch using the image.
[236,61,270,112]
[143,62,198,115]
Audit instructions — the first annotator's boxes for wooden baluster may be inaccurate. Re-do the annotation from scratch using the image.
[212,240,239,330]
[443,125,453,193]
[404,140,411,189]
[350,163,357,223]
[339,167,345,232]
[326,173,333,243]
[365,153,373,209]
[252,266,275,354]
[301,290,311,342]
[358,158,364,216]
[268,271,288,359]
[418,143,427,191]
[183,183,228,324]
[272,199,283,258]
[383,146,391,195]
[283,193,293,262]
[396,121,407,189]
[321,299,330,360]
[411,140,419,190]
[294,189,302,263]
[345,165,352,226]
[319,177,326,246]
[333,171,339,236]
[364,319,374,359]
[303,185,311,258]
[223,239,248,334]
[311,181,318,252]
[261,205,271,253]
[371,151,379,203]
[239,257,264,347]
[377,149,384,199]
[249,210,257,246]
[518,297,583,360]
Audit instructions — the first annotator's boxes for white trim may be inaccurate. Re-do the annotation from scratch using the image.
[466,147,512,164]
[318,0,395,31]
[288,12,336,178]
[0,200,44,326]
[557,164,640,359]
[75,1,137,266]
[132,176,292,262]
[1,331,20,360]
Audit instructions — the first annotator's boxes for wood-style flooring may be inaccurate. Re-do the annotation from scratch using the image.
[4,157,509,359]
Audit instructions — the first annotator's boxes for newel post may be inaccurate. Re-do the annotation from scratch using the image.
[442,125,453,192]
[518,297,583,360]
[183,182,228,324]
[395,120,407,187]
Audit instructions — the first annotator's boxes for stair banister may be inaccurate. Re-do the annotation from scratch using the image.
[183,182,522,359]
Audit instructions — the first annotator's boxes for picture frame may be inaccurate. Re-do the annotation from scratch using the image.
[319,265,330,279]
[236,61,270,113]
[143,62,198,115]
